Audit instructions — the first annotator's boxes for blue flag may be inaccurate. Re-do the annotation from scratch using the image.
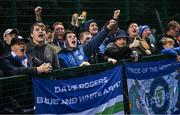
[33,66,124,114]
[126,59,180,114]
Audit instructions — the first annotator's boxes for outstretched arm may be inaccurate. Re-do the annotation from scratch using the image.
[83,19,117,57]
[161,48,178,57]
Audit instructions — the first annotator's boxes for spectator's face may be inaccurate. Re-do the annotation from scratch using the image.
[54,24,65,39]
[4,33,16,45]
[80,33,92,45]
[65,33,77,49]
[128,23,139,38]
[89,22,98,35]
[142,28,151,39]
[174,27,179,37]
[177,35,180,42]
[115,38,127,47]
[163,43,174,49]
[46,31,53,43]
[170,27,179,37]
[31,25,46,44]
[11,41,27,58]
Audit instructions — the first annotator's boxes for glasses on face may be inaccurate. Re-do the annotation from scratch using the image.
[55,27,64,31]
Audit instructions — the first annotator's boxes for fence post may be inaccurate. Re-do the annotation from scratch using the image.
[122,61,130,114]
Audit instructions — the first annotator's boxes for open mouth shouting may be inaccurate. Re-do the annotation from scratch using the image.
[38,33,45,39]
[20,48,25,52]
[71,40,77,47]
[132,29,138,34]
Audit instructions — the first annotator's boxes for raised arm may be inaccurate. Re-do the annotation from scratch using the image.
[34,6,42,22]
[113,10,120,20]
[83,19,117,57]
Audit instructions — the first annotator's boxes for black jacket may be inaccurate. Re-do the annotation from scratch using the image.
[2,54,38,76]
[105,43,132,60]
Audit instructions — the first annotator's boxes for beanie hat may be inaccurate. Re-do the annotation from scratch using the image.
[139,25,150,37]
[83,19,96,32]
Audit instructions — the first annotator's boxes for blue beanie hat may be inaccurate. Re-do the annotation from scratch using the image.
[139,25,150,37]
[83,19,96,32]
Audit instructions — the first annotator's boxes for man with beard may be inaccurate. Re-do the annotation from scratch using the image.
[59,19,117,68]
[27,22,60,69]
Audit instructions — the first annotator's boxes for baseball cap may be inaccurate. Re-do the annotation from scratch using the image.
[3,28,18,37]
[11,36,29,46]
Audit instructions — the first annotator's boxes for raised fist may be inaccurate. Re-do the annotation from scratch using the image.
[113,10,120,20]
[71,13,79,26]
[34,6,42,15]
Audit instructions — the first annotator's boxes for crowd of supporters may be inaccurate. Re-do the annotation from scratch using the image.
[0,6,180,113]
[0,6,179,76]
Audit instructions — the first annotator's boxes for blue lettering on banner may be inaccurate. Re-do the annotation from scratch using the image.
[126,59,180,80]
[33,66,123,114]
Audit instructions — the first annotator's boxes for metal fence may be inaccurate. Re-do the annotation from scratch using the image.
[0,54,172,114]
[0,0,180,38]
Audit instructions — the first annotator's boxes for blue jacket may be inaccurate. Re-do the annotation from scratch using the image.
[161,47,180,57]
[59,27,110,68]
[59,46,88,68]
